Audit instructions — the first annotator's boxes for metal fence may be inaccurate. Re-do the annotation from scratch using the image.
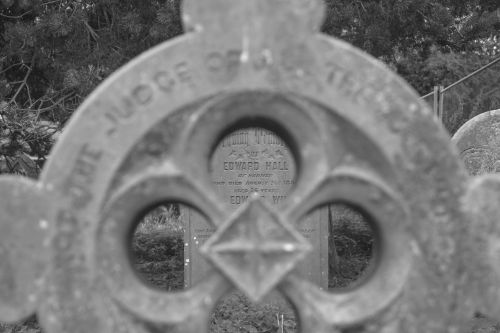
[422,56,500,134]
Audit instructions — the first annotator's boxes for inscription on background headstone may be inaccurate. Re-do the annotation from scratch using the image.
[452,109,500,176]
[184,128,328,289]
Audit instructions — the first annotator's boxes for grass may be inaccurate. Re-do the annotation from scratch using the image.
[132,206,185,291]
[210,292,296,333]
[1,204,499,332]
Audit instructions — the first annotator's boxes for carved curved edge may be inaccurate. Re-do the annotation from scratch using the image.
[452,109,500,144]
[280,168,411,329]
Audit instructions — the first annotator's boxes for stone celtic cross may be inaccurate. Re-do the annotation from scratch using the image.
[1,0,500,332]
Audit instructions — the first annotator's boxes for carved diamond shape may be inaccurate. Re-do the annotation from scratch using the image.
[200,196,311,302]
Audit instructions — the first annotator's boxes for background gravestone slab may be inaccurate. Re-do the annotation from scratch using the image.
[184,128,329,290]
[452,109,500,175]
[453,109,500,327]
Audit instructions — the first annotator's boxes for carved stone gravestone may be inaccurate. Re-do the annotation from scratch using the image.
[3,1,500,333]
[452,109,500,175]
[184,128,329,290]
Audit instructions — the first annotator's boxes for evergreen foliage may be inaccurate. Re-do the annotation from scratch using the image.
[1,0,500,174]
[323,0,500,92]
[322,0,500,132]
[0,0,182,174]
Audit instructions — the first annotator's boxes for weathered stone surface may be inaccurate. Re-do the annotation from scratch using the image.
[201,196,311,301]
[453,110,500,323]
[463,175,500,322]
[452,109,500,175]
[0,0,485,332]
[0,177,49,323]
[185,128,329,291]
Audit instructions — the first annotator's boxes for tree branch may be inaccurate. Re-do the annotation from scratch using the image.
[0,10,32,19]
[0,62,23,75]
[28,91,75,114]
[9,54,35,105]
[40,0,64,7]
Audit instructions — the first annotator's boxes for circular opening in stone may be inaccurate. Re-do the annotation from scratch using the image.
[130,202,189,291]
[296,203,376,291]
[130,202,216,291]
[210,291,299,333]
[209,127,297,208]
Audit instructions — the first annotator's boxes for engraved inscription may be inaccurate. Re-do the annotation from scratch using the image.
[187,128,303,287]
[193,227,217,244]
[206,49,242,74]
[131,85,154,105]
[298,228,317,240]
[186,130,326,288]
[173,62,194,86]
[325,61,410,133]
[211,128,296,206]
[460,147,499,176]
[199,47,414,136]
[454,115,500,177]
[63,144,102,209]
[104,105,135,136]
[104,61,194,136]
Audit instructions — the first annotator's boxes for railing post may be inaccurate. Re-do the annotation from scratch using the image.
[433,86,439,118]
[433,85,444,122]
[438,85,444,122]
